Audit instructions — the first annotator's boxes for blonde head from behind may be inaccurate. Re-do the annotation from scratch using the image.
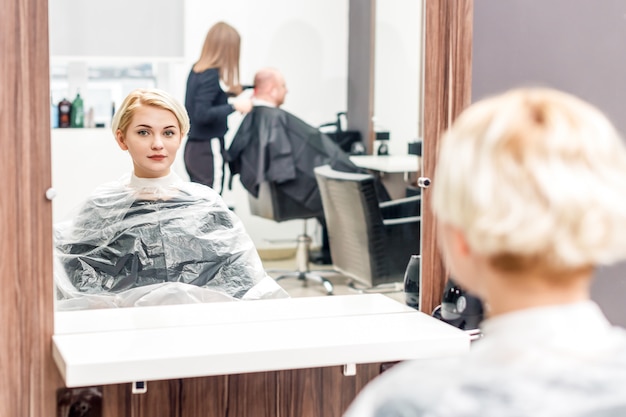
[112,88,190,138]
[432,88,626,274]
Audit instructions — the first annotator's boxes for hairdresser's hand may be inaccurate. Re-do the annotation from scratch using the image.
[233,97,253,114]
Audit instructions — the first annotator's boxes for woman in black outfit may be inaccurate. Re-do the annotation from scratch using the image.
[184,21,252,191]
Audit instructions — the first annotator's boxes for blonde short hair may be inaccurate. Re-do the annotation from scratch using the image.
[432,88,626,272]
[111,88,190,138]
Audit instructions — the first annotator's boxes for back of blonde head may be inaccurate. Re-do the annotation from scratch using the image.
[432,88,626,272]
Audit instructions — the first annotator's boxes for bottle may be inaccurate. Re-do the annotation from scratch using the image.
[70,92,84,128]
[403,254,420,309]
[85,107,95,128]
[50,96,59,129]
[58,98,72,128]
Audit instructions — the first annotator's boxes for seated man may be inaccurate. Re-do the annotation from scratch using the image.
[226,67,389,264]
[54,88,288,310]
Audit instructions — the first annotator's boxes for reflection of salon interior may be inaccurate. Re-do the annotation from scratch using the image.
[49,0,426,268]
[11,0,482,415]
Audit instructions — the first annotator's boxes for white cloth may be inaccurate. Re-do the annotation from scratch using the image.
[251,98,277,108]
[344,301,626,417]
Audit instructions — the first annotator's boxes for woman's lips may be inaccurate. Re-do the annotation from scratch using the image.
[149,155,166,161]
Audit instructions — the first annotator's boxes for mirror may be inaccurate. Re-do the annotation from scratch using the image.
[50,0,426,311]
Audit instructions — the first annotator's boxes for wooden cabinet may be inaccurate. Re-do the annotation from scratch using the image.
[59,363,386,417]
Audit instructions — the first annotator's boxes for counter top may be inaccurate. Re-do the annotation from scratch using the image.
[53,294,469,387]
[350,155,420,173]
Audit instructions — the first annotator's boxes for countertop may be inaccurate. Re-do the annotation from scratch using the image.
[53,294,469,387]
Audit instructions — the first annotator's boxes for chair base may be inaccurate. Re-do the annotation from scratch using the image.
[275,272,334,295]
[271,232,334,295]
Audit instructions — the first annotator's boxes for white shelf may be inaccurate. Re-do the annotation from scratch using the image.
[350,155,420,173]
[53,294,469,387]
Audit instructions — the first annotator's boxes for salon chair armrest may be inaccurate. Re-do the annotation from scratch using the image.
[379,195,421,220]
[382,217,421,278]
[382,216,421,227]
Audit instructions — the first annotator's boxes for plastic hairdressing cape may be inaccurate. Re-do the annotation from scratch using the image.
[54,172,288,310]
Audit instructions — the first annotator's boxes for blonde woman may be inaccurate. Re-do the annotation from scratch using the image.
[184,21,252,191]
[54,88,287,310]
[344,88,626,416]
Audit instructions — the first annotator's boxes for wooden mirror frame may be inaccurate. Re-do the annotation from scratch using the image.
[420,0,473,315]
[0,0,473,412]
[1,0,61,413]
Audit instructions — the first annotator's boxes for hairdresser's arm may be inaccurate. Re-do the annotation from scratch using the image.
[191,69,235,124]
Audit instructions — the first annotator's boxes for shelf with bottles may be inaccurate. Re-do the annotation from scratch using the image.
[51,91,113,130]
[49,58,185,130]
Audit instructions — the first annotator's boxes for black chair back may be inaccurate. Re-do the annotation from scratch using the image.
[248,182,323,223]
[314,165,421,287]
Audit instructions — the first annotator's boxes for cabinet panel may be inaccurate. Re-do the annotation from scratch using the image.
[95,364,384,417]
[226,372,278,417]
[103,381,181,417]
[181,375,229,417]
[277,364,382,417]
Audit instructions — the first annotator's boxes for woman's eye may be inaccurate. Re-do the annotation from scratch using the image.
[137,130,149,136]
[164,130,176,137]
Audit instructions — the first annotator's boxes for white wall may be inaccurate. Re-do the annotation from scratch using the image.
[374,0,423,156]
[49,0,184,58]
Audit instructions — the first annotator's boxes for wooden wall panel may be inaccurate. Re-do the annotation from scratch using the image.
[226,372,278,417]
[277,364,381,417]
[421,0,473,314]
[450,0,474,119]
[0,0,63,415]
[97,364,381,417]
[421,0,452,315]
[180,375,229,416]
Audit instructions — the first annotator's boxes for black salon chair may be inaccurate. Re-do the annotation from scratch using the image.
[314,164,421,289]
[248,181,334,295]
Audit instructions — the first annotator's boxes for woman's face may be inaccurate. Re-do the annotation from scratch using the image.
[116,105,182,178]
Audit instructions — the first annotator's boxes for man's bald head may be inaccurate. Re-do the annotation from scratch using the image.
[253,67,288,107]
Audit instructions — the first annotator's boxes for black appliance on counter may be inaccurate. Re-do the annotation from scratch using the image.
[433,277,484,331]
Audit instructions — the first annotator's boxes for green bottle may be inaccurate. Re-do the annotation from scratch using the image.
[70,92,84,128]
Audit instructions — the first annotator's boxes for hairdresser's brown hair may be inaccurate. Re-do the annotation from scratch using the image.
[193,21,241,92]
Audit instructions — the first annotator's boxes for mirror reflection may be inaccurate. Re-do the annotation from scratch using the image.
[50,0,424,311]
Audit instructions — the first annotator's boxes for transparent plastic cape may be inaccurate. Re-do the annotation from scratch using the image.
[54,172,288,310]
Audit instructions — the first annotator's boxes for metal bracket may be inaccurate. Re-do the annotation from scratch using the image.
[132,381,147,394]
[343,363,357,376]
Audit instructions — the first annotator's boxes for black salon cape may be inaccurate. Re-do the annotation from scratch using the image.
[226,106,375,214]
[54,173,288,310]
